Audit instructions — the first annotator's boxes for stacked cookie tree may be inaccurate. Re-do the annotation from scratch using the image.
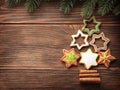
[60,16,117,84]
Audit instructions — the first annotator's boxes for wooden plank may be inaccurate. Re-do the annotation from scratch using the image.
[0,25,119,69]
[0,69,119,90]
[0,1,120,89]
[0,0,4,6]
[0,1,120,24]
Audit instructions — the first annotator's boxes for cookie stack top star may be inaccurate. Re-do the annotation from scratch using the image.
[82,16,101,37]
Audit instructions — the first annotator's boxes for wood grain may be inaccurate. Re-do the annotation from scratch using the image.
[0,24,120,90]
[0,1,120,25]
[0,0,120,90]
[0,69,119,90]
[0,25,119,69]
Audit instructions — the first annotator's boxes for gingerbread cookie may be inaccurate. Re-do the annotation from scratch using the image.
[90,32,110,52]
[98,49,116,68]
[70,30,89,50]
[82,16,101,36]
[60,48,80,68]
[79,48,98,69]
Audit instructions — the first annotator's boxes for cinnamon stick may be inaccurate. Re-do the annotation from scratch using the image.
[80,70,97,74]
[79,77,101,84]
[79,73,100,78]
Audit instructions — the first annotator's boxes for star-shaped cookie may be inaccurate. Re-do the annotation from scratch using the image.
[60,48,80,68]
[90,32,110,52]
[79,48,98,69]
[70,30,89,50]
[82,16,101,36]
[98,49,116,68]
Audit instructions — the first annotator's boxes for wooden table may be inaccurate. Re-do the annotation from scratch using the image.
[0,1,120,90]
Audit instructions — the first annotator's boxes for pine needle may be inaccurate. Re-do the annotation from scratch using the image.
[98,0,116,16]
[81,0,98,18]
[60,0,76,14]
[5,0,21,7]
[113,4,120,15]
[25,0,42,12]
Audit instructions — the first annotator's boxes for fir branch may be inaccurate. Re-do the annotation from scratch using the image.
[81,0,98,18]
[113,4,120,15]
[98,0,116,16]
[25,0,42,12]
[60,0,76,14]
[5,0,21,7]
[4,0,120,17]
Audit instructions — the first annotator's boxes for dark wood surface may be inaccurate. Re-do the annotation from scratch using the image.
[0,1,120,90]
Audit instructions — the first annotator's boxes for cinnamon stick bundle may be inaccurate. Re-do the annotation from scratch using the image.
[79,70,101,84]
